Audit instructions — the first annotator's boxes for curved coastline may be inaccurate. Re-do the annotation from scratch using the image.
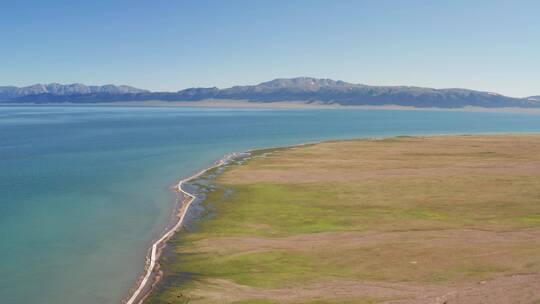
[123,132,533,304]
[124,153,238,304]
[123,139,338,304]
[122,133,517,303]
[132,134,540,304]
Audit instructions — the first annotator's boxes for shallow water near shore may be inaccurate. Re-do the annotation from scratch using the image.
[2,106,540,304]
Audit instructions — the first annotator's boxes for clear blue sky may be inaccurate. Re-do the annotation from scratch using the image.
[1,0,539,97]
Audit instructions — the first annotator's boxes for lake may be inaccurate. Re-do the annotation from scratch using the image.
[1,106,540,304]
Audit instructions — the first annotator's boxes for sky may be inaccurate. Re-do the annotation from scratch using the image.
[1,0,539,97]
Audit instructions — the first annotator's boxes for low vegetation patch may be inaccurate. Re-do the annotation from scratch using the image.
[147,135,540,304]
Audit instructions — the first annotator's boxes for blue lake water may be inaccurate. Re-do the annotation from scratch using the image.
[1,106,540,304]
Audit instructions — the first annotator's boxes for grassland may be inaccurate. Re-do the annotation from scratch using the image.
[146,135,540,304]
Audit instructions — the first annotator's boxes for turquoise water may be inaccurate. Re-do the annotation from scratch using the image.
[1,106,540,304]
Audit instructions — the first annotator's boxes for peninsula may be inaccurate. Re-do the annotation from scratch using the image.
[144,135,540,304]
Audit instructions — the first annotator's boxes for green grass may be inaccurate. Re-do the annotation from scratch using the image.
[518,214,540,225]
[188,175,540,241]
[177,250,314,288]
[183,183,364,238]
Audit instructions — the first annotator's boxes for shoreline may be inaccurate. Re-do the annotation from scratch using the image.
[124,153,238,304]
[123,132,540,304]
[123,143,308,304]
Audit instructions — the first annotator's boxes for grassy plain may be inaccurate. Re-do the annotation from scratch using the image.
[147,135,540,304]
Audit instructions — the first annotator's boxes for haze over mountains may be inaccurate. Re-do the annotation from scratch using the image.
[1,77,539,108]
[0,83,147,99]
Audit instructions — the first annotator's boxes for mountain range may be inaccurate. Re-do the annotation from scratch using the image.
[1,77,539,108]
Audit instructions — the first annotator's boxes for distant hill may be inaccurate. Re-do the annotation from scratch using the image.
[2,77,539,108]
[0,83,148,101]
